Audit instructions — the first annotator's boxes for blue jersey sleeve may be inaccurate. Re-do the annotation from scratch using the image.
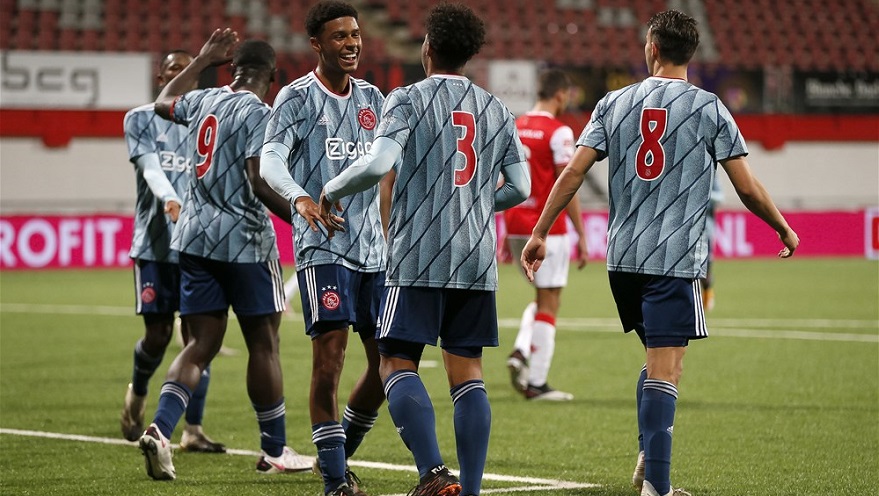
[246,104,271,159]
[376,88,414,151]
[124,107,156,162]
[171,89,205,126]
[577,95,609,160]
[712,98,749,161]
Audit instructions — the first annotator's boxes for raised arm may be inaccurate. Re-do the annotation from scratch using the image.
[154,28,238,120]
[720,156,798,257]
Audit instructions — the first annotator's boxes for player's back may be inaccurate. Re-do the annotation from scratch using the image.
[505,112,572,236]
[380,75,524,290]
[264,72,385,272]
[171,86,278,263]
[579,77,747,278]
[124,104,191,263]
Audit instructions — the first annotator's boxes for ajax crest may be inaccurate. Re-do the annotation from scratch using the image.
[358,108,377,130]
[321,290,340,310]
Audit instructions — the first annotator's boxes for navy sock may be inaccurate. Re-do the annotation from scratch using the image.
[451,380,490,496]
[131,339,163,396]
[636,365,647,452]
[185,364,210,426]
[641,379,678,495]
[384,370,443,478]
[153,381,191,439]
[253,397,286,458]
[342,405,378,459]
[313,421,347,494]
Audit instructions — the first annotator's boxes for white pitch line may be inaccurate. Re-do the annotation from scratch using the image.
[2,303,876,342]
[0,428,598,493]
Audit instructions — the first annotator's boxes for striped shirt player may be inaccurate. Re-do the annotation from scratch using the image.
[124,104,189,265]
[263,72,385,273]
[170,86,280,264]
[326,75,528,291]
[579,76,747,281]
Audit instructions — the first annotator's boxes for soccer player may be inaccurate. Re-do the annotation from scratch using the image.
[316,4,530,495]
[519,10,798,496]
[137,29,312,480]
[503,69,587,402]
[121,49,224,453]
[259,2,387,495]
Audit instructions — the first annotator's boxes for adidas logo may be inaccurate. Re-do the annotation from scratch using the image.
[317,115,329,126]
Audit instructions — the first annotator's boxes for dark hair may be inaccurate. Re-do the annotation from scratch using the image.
[425,3,486,70]
[233,40,276,72]
[646,10,699,65]
[305,1,359,38]
[536,69,572,100]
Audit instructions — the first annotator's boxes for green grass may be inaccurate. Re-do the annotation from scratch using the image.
[1,259,877,495]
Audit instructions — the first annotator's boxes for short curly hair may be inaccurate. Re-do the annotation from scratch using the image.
[425,3,485,70]
[305,1,359,38]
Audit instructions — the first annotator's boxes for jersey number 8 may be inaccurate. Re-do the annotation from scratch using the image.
[635,108,667,181]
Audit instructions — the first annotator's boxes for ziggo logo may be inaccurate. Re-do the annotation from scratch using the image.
[325,138,372,161]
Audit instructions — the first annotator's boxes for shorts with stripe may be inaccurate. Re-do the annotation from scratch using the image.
[507,234,570,288]
[133,259,180,315]
[607,270,708,348]
[297,264,384,340]
[376,286,498,349]
[178,253,285,317]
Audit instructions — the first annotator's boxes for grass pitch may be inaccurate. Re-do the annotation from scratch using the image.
[1,258,876,495]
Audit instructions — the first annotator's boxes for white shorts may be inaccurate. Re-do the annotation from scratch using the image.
[507,234,570,289]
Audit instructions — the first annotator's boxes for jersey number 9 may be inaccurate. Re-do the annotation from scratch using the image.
[196,114,219,179]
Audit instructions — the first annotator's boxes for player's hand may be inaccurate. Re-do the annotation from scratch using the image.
[199,28,238,66]
[575,236,589,269]
[520,235,547,283]
[317,190,346,237]
[164,200,181,223]
[777,227,799,258]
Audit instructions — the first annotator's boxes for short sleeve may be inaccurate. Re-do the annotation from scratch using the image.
[375,88,413,149]
[170,89,204,125]
[263,85,302,153]
[123,108,155,162]
[576,95,609,161]
[549,125,575,166]
[246,104,271,159]
[712,98,749,161]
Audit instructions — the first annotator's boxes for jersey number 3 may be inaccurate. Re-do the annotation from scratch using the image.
[196,114,219,179]
[635,108,667,181]
[452,111,477,187]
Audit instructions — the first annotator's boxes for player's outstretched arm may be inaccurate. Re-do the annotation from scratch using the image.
[721,156,799,257]
[154,28,238,120]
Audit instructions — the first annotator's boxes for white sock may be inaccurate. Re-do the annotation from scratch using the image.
[512,301,537,360]
[528,317,556,386]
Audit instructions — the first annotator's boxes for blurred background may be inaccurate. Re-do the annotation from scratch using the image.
[0,0,877,269]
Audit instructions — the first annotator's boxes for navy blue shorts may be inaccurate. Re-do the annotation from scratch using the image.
[376,286,498,353]
[608,271,708,348]
[297,265,384,340]
[133,260,180,315]
[178,253,285,317]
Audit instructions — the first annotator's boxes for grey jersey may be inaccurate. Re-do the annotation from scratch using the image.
[124,103,190,263]
[170,86,279,263]
[264,72,385,272]
[377,75,526,290]
[578,76,747,278]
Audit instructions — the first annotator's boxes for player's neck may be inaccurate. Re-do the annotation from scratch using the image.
[651,64,688,81]
[314,67,351,95]
[531,100,559,117]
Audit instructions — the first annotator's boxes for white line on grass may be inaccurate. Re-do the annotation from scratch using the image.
[0,428,599,494]
[2,303,876,342]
